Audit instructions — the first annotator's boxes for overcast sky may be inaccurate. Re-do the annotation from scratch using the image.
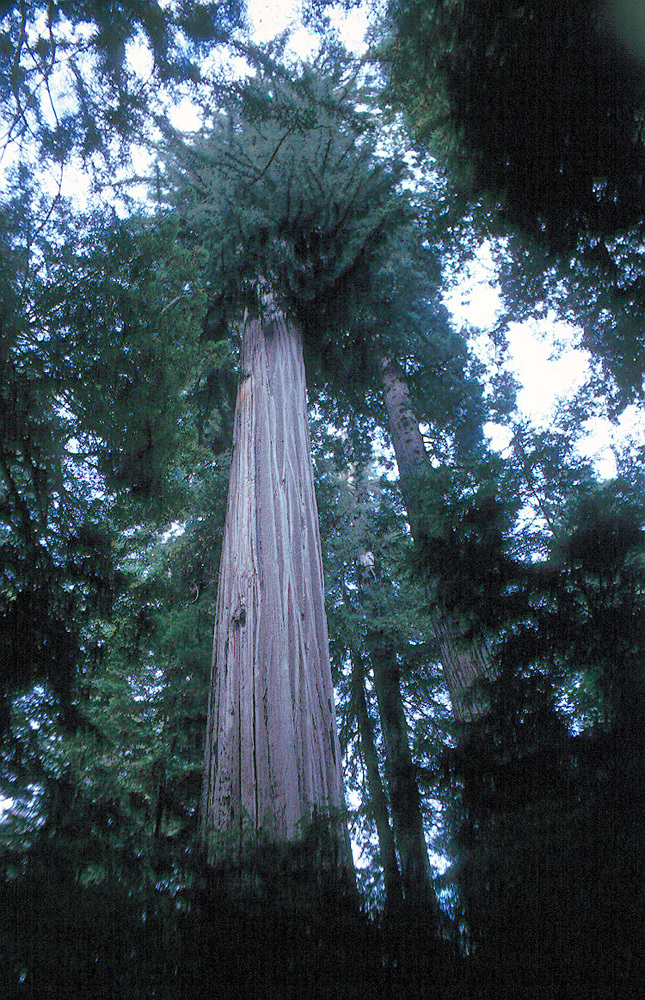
[444,240,645,479]
[240,1,645,480]
[246,0,370,49]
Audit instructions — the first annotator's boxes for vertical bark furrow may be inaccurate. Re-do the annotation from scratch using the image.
[202,303,346,859]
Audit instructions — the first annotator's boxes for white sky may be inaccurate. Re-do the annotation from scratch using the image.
[247,0,311,46]
[246,0,370,50]
[444,241,645,479]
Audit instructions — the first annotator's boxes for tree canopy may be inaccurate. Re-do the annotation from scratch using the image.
[2,8,645,998]
[382,0,645,251]
[0,1,242,167]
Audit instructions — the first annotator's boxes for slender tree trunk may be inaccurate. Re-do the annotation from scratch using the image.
[350,649,403,910]
[368,631,433,902]
[353,521,434,906]
[201,300,347,861]
[380,357,492,722]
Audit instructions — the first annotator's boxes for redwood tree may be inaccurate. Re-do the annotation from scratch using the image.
[169,49,409,857]
[201,297,346,853]
[380,356,493,721]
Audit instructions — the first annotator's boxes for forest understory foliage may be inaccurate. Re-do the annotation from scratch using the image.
[2,3,645,997]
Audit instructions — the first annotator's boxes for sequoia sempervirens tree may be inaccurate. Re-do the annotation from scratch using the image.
[168,49,409,859]
[380,357,493,721]
[201,294,346,853]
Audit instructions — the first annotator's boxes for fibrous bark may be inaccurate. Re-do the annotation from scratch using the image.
[380,356,492,722]
[201,301,347,860]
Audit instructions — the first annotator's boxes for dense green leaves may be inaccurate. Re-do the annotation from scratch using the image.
[419,468,645,994]
[164,48,424,391]
[0,1,242,168]
[383,0,645,250]
[2,12,645,996]
[39,212,206,496]
[0,178,206,794]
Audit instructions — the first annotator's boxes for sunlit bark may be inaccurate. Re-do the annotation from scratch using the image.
[201,300,347,860]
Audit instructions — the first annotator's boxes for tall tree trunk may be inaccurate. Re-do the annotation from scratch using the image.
[380,356,492,722]
[368,629,434,903]
[201,300,347,861]
[354,521,434,907]
[350,649,403,910]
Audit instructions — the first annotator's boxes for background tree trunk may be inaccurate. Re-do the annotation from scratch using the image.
[201,301,347,860]
[368,630,434,903]
[354,526,435,907]
[380,357,492,722]
[350,649,403,910]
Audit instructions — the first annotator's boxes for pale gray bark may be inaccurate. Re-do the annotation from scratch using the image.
[380,356,492,722]
[201,301,347,860]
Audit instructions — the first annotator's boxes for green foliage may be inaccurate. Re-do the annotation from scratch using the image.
[3,20,644,995]
[379,0,645,408]
[0,175,206,786]
[377,0,456,151]
[2,843,178,999]
[164,46,430,394]
[0,0,242,168]
[552,483,645,734]
[38,209,207,498]
[1,452,229,872]
[438,474,645,993]
[313,425,451,913]
[190,339,239,452]
[382,0,645,251]
[449,722,645,997]
[1,811,462,1000]
[483,228,645,407]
